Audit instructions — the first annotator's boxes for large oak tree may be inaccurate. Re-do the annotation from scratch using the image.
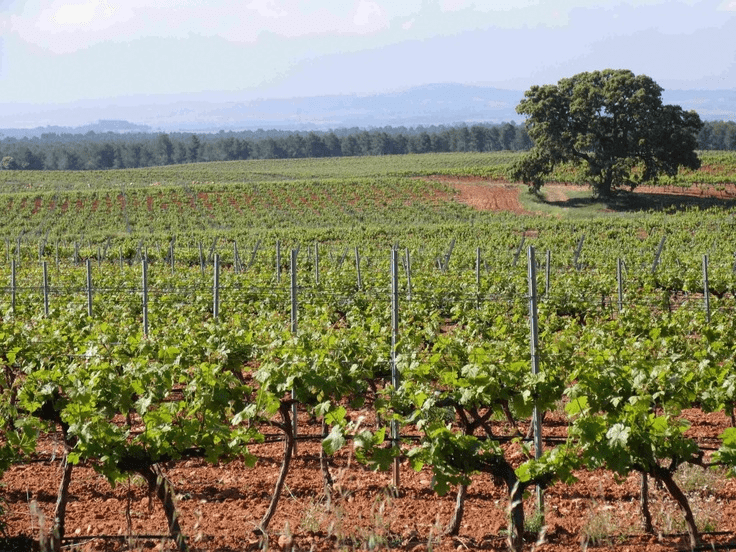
[511,69,704,197]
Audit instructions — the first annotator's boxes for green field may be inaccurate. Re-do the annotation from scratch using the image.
[1,150,735,245]
[4,150,736,549]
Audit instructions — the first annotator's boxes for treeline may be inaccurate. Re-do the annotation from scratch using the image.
[697,120,736,150]
[0,123,530,170]
[1,120,733,171]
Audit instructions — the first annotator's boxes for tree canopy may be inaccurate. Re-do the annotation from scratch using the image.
[510,69,704,196]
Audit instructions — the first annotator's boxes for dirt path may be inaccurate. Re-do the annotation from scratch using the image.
[422,177,532,214]
[424,176,736,214]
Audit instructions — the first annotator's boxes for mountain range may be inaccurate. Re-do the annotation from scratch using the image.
[1,84,734,138]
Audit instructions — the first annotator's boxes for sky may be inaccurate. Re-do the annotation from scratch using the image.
[1,0,735,106]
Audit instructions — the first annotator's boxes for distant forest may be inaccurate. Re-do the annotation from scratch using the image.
[1,120,734,171]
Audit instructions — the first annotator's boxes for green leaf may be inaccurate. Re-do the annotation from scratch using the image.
[606,423,630,448]
[565,395,588,416]
[324,405,346,426]
[721,426,736,445]
[322,425,346,456]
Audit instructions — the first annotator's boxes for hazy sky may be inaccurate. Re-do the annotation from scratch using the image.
[1,0,735,105]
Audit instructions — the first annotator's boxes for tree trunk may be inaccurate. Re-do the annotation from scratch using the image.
[477,454,527,551]
[640,473,654,534]
[507,479,525,552]
[500,400,519,436]
[445,484,467,536]
[319,419,334,492]
[48,453,74,552]
[138,464,189,552]
[485,456,525,552]
[594,166,614,198]
[657,470,699,548]
[258,402,295,533]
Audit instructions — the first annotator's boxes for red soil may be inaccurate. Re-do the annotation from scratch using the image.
[423,176,736,214]
[3,408,736,552]
[5,178,736,551]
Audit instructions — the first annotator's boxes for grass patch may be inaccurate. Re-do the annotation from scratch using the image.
[518,186,610,217]
[518,183,736,217]
[581,502,636,547]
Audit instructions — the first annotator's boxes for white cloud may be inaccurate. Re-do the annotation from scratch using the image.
[38,0,130,28]
[51,2,102,25]
[353,1,384,29]
[2,0,735,104]
[10,0,140,53]
[247,0,288,18]
[439,0,471,11]
[7,0,402,54]
[440,0,539,12]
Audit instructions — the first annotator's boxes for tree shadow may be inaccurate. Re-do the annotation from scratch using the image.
[540,189,736,213]
[0,536,36,551]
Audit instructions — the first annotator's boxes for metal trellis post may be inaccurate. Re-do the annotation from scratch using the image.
[391,247,400,489]
[527,246,543,516]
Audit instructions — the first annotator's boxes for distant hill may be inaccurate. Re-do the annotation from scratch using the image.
[0,120,152,139]
[662,89,736,121]
[1,84,734,138]
[154,84,527,131]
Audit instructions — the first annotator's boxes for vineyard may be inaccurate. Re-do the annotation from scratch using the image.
[3,151,736,551]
